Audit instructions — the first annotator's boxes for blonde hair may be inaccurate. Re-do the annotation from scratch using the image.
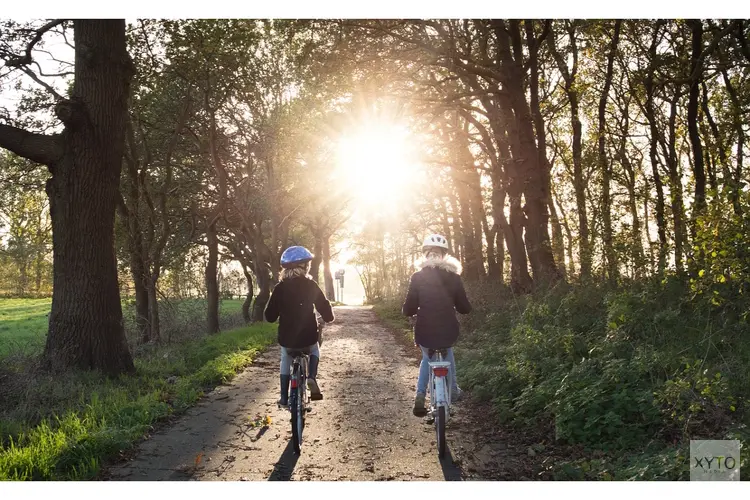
[280,262,311,281]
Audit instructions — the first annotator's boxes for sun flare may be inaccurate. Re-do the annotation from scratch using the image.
[335,123,420,210]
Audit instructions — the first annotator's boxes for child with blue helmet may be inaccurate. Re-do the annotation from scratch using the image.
[264,245,335,405]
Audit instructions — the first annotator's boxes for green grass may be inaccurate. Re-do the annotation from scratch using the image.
[0,299,51,356]
[371,301,413,343]
[0,298,246,357]
[0,321,276,480]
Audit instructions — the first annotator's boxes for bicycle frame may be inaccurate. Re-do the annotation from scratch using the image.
[288,354,309,409]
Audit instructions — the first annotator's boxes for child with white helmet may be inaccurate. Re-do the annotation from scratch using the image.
[402,234,472,417]
[264,245,335,405]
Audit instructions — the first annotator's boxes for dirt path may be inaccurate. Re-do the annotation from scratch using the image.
[106,306,528,481]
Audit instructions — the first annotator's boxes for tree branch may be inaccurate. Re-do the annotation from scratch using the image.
[18,65,65,101]
[5,19,67,67]
[0,123,63,166]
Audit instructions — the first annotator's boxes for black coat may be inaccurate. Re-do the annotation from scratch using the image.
[401,256,472,349]
[264,276,334,349]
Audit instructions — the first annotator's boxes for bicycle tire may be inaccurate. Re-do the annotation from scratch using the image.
[436,406,446,459]
[297,384,305,443]
[291,367,302,454]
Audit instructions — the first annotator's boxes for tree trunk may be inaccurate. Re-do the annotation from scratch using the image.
[34,255,43,295]
[205,221,220,333]
[548,198,566,279]
[552,183,576,276]
[721,68,744,215]
[483,215,500,280]
[447,192,463,263]
[131,252,150,343]
[147,276,160,343]
[490,92,532,291]
[497,20,559,285]
[440,200,454,253]
[454,169,482,281]
[702,81,728,198]
[322,234,335,301]
[241,268,254,323]
[18,260,28,296]
[310,229,323,284]
[467,167,488,279]
[37,20,135,374]
[598,20,621,283]
[687,20,707,228]
[548,21,590,279]
[34,215,44,295]
[643,25,668,275]
[569,92,590,279]
[618,102,646,279]
[252,260,271,322]
[665,95,686,274]
[526,20,565,280]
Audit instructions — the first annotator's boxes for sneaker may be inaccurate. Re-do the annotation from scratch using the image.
[413,393,427,417]
[308,378,323,401]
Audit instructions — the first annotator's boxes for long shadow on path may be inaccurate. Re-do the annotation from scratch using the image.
[440,447,463,481]
[268,440,300,481]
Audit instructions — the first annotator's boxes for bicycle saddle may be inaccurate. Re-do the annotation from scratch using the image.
[427,348,451,357]
[287,349,310,358]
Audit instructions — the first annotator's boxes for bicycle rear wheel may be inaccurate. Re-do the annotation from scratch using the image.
[436,406,446,459]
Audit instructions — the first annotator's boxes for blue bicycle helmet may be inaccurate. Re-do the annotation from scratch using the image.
[280,245,314,268]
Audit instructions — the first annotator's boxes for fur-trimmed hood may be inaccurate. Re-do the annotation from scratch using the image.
[416,255,463,275]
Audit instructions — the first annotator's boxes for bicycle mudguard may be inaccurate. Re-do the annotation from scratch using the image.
[433,375,448,406]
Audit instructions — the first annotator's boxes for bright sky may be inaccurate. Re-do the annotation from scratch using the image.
[0,30,72,117]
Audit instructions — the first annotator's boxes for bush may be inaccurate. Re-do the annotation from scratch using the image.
[553,356,662,449]
[372,276,750,479]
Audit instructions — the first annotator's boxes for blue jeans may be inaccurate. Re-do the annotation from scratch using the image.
[280,344,320,375]
[415,346,459,396]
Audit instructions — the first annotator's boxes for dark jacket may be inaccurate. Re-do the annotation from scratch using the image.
[264,275,334,349]
[402,256,472,349]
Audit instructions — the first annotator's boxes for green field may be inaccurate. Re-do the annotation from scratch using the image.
[0,298,247,357]
[0,299,51,356]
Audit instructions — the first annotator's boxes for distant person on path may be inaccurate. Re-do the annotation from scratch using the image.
[402,234,472,417]
[265,245,334,405]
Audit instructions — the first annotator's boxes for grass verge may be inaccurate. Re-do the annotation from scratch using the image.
[0,322,276,480]
[371,302,413,343]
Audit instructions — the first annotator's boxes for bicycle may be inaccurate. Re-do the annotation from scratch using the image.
[283,318,325,454]
[426,347,452,459]
[284,348,310,454]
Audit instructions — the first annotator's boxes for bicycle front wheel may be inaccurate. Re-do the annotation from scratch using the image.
[436,406,446,459]
[290,371,304,454]
[290,392,300,454]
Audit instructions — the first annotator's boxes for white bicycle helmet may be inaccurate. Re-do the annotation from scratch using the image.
[422,234,449,252]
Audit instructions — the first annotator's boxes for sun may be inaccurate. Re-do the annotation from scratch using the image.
[335,122,420,209]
